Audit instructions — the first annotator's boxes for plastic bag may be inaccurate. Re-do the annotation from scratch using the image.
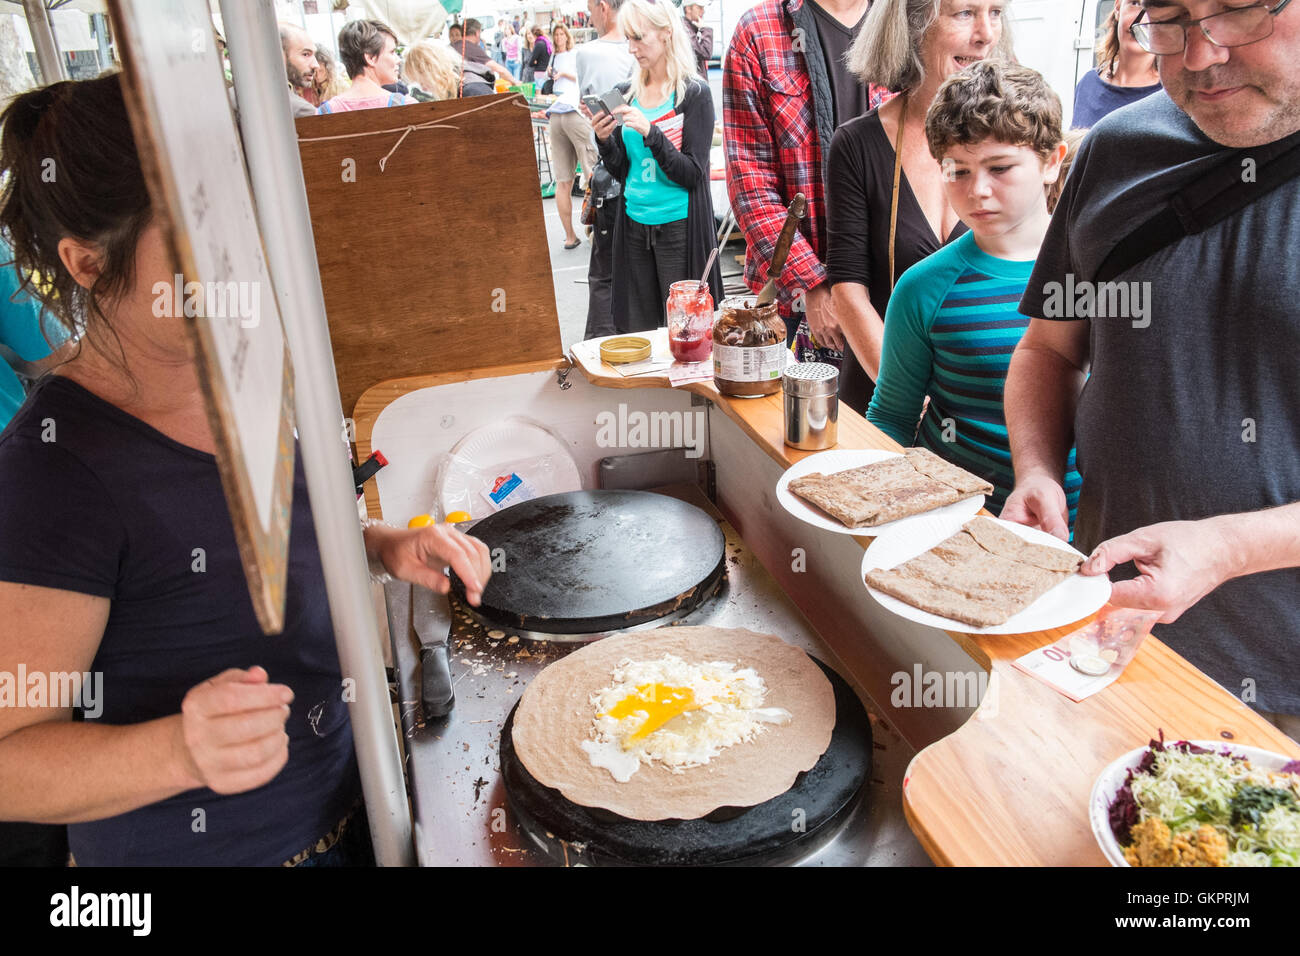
[1012,605,1162,702]
[434,452,563,519]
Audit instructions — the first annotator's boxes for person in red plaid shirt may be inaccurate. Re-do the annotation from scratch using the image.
[724,0,890,365]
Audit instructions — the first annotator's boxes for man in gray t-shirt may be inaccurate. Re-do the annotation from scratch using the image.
[1005,0,1300,723]
[576,2,636,98]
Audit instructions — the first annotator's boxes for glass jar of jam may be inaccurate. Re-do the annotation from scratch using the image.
[712,296,787,397]
[666,280,714,364]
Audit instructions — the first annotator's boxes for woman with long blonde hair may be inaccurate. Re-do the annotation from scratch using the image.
[546,22,595,249]
[403,39,463,100]
[1071,0,1160,129]
[587,0,722,331]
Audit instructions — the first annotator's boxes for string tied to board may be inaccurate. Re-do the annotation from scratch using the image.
[296,95,531,173]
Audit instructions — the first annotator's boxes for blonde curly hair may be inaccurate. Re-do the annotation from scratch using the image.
[403,40,461,100]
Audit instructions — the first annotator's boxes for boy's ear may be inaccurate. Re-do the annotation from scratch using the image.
[1042,140,1068,185]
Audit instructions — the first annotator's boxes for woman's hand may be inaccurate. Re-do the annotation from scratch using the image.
[615,104,651,137]
[368,522,492,605]
[177,666,293,795]
[591,107,620,142]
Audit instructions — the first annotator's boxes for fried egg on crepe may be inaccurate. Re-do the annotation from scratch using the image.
[511,627,836,821]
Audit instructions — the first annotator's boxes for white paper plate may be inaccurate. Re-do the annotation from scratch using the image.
[861,513,1111,634]
[775,448,985,536]
[436,418,583,520]
[1089,741,1298,867]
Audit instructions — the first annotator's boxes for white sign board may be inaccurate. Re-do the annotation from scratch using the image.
[110,0,296,633]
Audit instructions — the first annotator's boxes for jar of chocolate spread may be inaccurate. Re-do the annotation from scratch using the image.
[712,296,787,398]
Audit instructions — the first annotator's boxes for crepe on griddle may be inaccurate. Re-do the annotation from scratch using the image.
[788,448,993,528]
[865,516,1083,627]
[510,627,835,821]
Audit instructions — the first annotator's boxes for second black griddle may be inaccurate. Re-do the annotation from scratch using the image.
[450,490,727,634]
[499,657,872,866]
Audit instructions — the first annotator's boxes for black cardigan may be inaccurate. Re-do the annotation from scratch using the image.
[527,37,550,73]
[596,78,724,332]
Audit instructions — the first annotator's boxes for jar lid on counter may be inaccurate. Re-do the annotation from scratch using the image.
[782,362,839,398]
[599,336,653,365]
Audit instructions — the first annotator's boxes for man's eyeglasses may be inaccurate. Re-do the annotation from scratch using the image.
[1131,0,1293,54]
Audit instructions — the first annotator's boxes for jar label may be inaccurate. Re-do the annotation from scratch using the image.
[713,343,786,382]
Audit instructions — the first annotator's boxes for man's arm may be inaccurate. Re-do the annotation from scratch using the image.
[1001,316,1089,540]
[690,24,714,65]
[723,28,825,308]
[1082,504,1300,624]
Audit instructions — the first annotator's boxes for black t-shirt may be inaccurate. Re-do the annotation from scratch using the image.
[807,0,870,126]
[0,376,359,864]
[826,109,967,411]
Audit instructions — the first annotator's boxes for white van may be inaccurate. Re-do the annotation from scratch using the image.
[1009,0,1108,129]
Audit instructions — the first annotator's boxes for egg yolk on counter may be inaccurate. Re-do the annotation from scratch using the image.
[602,684,702,746]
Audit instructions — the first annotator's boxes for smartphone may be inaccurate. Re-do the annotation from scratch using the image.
[581,93,608,116]
[599,88,627,113]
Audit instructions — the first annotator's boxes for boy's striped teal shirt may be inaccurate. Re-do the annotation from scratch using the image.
[866,230,1082,528]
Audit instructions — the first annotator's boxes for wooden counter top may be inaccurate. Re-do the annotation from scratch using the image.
[570,336,1300,866]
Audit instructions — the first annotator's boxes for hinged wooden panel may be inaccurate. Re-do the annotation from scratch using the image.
[296,94,563,415]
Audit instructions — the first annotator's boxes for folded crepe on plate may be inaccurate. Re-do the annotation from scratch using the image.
[789,448,993,528]
[511,626,835,821]
[865,516,1083,628]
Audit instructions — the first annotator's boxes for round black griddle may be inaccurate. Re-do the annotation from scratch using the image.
[450,491,727,634]
[500,657,872,866]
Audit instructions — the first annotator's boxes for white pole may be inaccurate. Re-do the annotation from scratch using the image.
[219,0,414,867]
[22,0,65,83]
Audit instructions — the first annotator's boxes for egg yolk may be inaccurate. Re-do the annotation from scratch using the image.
[602,684,699,746]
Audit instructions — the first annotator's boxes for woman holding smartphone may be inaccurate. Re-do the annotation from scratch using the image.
[587,0,722,332]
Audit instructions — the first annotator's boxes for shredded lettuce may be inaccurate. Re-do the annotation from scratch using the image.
[1118,743,1300,867]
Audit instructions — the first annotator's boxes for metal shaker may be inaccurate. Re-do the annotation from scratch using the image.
[782,362,839,450]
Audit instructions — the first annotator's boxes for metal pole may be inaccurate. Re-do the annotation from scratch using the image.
[22,0,65,83]
[219,0,414,867]
[92,12,113,73]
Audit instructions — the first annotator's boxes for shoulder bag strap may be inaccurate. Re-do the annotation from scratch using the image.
[1095,130,1300,283]
[889,94,907,292]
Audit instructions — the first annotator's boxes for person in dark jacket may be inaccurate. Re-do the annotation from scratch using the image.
[590,0,723,332]
[523,26,551,83]
[682,1,713,79]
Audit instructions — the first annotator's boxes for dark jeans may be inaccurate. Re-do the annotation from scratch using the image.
[584,197,619,340]
[620,216,688,333]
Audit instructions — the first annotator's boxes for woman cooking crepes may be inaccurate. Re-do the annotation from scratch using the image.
[0,74,492,866]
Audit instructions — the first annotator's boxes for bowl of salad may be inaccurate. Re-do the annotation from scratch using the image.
[1090,733,1300,867]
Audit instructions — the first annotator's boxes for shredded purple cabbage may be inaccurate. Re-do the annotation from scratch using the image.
[1108,731,1214,844]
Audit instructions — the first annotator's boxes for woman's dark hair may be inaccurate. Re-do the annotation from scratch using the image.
[338,18,396,78]
[0,72,152,359]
